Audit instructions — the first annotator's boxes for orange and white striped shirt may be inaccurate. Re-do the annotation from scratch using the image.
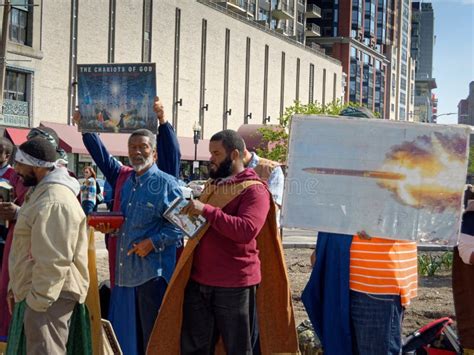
[349,236,418,306]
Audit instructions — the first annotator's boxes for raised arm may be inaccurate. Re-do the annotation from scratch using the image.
[154,97,181,178]
[73,111,122,187]
[81,133,122,187]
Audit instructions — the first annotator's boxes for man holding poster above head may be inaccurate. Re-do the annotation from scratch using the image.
[283,114,470,354]
[75,63,183,354]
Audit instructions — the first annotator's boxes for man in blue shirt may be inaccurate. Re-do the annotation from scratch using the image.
[74,97,183,355]
[243,149,284,225]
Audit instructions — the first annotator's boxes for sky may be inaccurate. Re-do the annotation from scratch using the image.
[429,0,474,124]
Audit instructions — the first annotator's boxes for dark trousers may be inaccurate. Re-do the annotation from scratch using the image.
[181,280,258,355]
[136,277,167,354]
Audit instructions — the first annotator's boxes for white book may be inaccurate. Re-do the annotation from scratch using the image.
[163,197,207,238]
[0,179,13,227]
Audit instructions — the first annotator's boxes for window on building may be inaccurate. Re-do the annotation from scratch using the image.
[399,107,406,120]
[351,46,357,58]
[400,78,407,90]
[401,49,407,62]
[309,64,315,103]
[9,5,30,45]
[296,30,304,43]
[259,8,269,21]
[401,63,407,77]
[297,10,304,24]
[4,70,27,101]
[400,92,406,104]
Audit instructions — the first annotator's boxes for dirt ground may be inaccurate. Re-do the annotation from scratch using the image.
[95,244,455,337]
[285,248,455,336]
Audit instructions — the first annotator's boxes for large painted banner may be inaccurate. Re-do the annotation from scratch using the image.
[77,63,157,133]
[281,116,471,243]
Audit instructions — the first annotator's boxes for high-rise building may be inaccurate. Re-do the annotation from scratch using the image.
[458,82,474,125]
[304,0,392,118]
[384,0,416,121]
[411,1,437,123]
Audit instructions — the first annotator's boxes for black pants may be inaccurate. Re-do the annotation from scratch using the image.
[181,280,258,355]
[136,277,167,354]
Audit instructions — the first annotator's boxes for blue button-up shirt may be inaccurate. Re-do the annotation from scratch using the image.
[82,124,183,287]
[116,164,182,287]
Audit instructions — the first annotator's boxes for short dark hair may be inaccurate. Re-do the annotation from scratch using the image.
[129,129,156,149]
[0,137,13,156]
[210,130,245,157]
[19,137,57,163]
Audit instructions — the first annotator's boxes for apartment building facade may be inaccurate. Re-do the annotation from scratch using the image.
[302,0,390,118]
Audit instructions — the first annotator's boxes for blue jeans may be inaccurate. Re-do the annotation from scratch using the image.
[350,290,404,355]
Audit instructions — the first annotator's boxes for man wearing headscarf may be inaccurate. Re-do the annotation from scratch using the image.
[6,138,89,354]
[0,127,71,339]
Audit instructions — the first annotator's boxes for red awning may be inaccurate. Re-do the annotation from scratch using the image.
[5,127,30,146]
[178,137,209,161]
[41,121,131,157]
[40,121,210,161]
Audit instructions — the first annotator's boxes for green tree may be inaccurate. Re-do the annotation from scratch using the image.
[468,145,474,176]
[256,100,377,162]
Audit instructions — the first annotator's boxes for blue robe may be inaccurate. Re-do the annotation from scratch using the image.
[301,232,353,355]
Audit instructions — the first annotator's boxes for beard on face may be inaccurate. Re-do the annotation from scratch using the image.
[20,171,38,186]
[131,154,154,172]
[209,156,233,179]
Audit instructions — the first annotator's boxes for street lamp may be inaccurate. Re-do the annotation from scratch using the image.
[193,121,202,180]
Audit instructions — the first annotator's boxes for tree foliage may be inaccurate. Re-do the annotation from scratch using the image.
[256,100,376,162]
[468,145,474,176]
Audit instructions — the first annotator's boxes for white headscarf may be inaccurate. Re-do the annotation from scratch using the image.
[14,149,56,168]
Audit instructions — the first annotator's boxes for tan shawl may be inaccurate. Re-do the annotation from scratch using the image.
[147,180,298,354]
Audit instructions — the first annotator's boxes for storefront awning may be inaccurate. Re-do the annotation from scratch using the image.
[178,137,209,161]
[40,121,210,161]
[5,127,30,146]
[41,121,130,157]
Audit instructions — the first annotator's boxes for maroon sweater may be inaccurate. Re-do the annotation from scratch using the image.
[191,168,271,287]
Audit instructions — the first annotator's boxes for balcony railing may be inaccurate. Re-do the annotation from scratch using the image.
[272,2,293,20]
[196,0,333,58]
[305,4,321,18]
[305,23,321,37]
[216,0,253,16]
[1,99,30,127]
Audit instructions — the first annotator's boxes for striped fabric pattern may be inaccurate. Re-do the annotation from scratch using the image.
[349,236,418,306]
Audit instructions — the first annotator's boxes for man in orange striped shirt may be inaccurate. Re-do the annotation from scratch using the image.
[349,232,417,354]
[306,232,418,355]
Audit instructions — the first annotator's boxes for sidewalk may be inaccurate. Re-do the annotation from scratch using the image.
[94,229,453,252]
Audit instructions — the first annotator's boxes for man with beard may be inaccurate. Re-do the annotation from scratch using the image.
[75,103,183,355]
[0,127,72,341]
[0,137,17,268]
[147,130,298,355]
[6,138,89,354]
